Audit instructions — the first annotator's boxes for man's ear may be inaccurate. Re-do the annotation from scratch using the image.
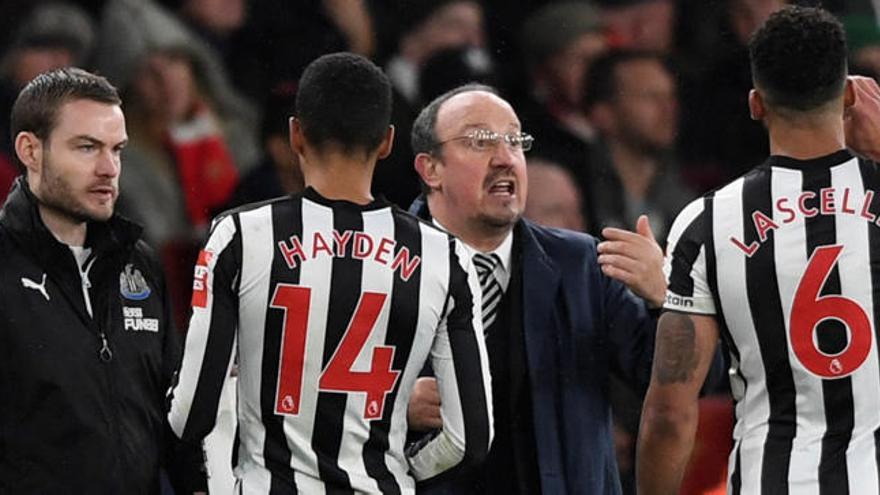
[414,152,441,191]
[289,117,306,157]
[748,89,765,121]
[14,131,42,176]
[377,125,395,160]
[844,77,855,109]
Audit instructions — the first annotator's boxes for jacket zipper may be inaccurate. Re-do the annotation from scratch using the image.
[78,255,112,362]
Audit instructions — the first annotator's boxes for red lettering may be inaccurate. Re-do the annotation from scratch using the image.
[278,236,306,269]
[353,232,374,259]
[752,210,779,242]
[862,190,877,222]
[312,232,333,258]
[390,247,421,281]
[374,237,395,265]
[333,230,352,257]
[820,187,835,215]
[776,197,797,224]
[730,236,759,257]
[799,191,818,217]
[841,187,856,214]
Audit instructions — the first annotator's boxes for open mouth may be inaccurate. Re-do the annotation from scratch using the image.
[488,179,515,196]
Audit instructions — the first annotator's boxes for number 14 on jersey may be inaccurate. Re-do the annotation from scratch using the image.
[270,285,400,420]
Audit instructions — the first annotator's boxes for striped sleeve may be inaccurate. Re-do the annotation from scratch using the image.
[407,237,493,480]
[663,197,716,315]
[168,214,241,441]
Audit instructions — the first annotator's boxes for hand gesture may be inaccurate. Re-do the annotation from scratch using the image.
[597,215,666,308]
[845,75,880,161]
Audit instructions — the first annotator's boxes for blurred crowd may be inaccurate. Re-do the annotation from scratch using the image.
[1,1,878,493]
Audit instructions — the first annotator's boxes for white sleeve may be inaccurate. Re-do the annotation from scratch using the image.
[408,238,493,480]
[664,198,716,315]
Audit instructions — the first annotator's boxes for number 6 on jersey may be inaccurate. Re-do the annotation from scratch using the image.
[790,244,872,378]
[270,284,400,419]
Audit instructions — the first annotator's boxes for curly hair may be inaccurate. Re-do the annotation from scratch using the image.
[296,52,392,155]
[749,5,847,112]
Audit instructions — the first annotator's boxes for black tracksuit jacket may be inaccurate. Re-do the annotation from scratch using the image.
[0,178,203,493]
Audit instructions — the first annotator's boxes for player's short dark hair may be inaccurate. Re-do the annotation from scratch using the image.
[295,52,392,155]
[10,67,120,145]
[749,5,847,112]
[583,50,669,111]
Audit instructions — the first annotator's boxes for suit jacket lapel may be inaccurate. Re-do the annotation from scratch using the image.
[519,220,562,376]
[518,220,567,485]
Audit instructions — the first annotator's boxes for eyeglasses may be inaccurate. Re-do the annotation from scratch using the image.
[433,129,534,153]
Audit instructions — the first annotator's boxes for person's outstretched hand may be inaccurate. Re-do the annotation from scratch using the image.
[845,75,880,161]
[598,215,666,308]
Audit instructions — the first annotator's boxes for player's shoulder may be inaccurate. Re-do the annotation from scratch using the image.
[213,194,294,225]
[389,206,457,245]
[208,194,309,239]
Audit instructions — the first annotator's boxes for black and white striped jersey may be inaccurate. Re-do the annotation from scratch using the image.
[663,150,880,494]
[168,188,493,494]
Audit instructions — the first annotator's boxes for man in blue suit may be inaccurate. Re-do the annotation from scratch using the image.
[406,84,666,494]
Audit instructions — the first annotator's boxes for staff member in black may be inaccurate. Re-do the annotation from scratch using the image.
[0,67,204,493]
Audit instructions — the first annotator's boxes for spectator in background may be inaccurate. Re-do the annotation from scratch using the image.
[524,157,588,232]
[177,0,247,57]
[385,0,485,110]
[375,0,488,208]
[116,46,239,248]
[584,50,694,243]
[419,45,497,105]
[598,0,675,53]
[228,0,375,107]
[0,155,14,203]
[117,45,243,331]
[174,0,250,94]
[0,2,96,202]
[226,85,305,208]
[675,0,786,192]
[845,14,880,80]
[517,2,608,229]
[95,0,260,176]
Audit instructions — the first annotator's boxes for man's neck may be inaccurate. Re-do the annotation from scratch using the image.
[427,197,512,252]
[38,203,87,246]
[301,150,377,205]
[767,112,846,159]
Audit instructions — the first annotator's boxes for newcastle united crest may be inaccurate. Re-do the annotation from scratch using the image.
[120,263,151,300]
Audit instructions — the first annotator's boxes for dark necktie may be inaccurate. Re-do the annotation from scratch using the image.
[473,252,503,332]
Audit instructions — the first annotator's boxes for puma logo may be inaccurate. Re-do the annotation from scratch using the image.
[21,273,49,301]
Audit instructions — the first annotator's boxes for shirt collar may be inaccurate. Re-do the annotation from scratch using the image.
[431,218,514,275]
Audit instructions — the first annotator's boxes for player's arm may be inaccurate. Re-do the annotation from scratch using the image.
[139,244,209,494]
[636,311,719,495]
[408,239,493,481]
[167,215,240,443]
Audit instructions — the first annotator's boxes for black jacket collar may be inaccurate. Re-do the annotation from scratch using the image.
[0,176,143,268]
